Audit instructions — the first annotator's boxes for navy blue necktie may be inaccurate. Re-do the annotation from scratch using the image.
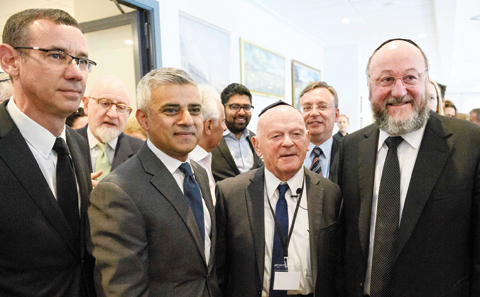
[53,138,80,239]
[371,136,403,297]
[310,146,323,175]
[179,163,205,244]
[270,183,289,297]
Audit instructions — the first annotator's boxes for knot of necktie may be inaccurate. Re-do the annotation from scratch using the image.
[277,183,289,200]
[385,136,403,149]
[179,162,194,177]
[53,138,70,155]
[97,142,107,153]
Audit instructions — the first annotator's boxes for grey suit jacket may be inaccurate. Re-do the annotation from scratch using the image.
[88,144,221,297]
[337,111,480,297]
[211,129,263,182]
[0,100,95,297]
[76,125,144,171]
[215,166,343,297]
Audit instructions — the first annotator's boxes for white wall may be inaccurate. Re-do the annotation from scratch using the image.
[156,0,324,132]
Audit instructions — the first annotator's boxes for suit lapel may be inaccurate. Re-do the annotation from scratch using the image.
[111,133,134,170]
[358,125,379,255]
[218,138,240,175]
[191,160,216,272]
[245,167,266,283]
[305,170,323,291]
[395,114,452,258]
[138,146,207,264]
[0,102,80,258]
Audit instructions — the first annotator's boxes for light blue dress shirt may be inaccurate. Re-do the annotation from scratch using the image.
[223,128,254,174]
[303,137,333,178]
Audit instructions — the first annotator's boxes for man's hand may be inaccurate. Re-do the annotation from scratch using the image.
[91,170,102,188]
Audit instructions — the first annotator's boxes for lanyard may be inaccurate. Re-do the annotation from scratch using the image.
[267,175,305,262]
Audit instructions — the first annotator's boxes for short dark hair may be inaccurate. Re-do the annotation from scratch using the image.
[65,107,86,127]
[470,108,480,122]
[2,9,79,50]
[298,81,338,109]
[366,38,429,76]
[220,83,252,105]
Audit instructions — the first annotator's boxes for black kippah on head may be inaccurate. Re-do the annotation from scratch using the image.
[258,100,291,117]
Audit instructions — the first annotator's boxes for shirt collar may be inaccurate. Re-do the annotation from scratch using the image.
[378,124,427,152]
[189,145,210,162]
[308,136,333,159]
[264,166,305,200]
[87,125,118,151]
[6,98,65,159]
[146,139,192,174]
[223,128,249,139]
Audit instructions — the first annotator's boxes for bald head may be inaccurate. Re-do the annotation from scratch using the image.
[83,76,132,143]
[253,105,309,181]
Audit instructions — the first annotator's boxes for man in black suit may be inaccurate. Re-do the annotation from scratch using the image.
[0,8,96,296]
[211,83,263,182]
[216,101,342,297]
[77,76,143,185]
[298,82,340,182]
[88,67,221,296]
[338,38,480,296]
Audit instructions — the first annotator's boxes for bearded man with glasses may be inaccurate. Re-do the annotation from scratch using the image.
[211,83,263,182]
[337,38,480,297]
[77,76,144,186]
[0,8,96,296]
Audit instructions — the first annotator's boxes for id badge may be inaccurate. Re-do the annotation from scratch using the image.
[272,264,301,290]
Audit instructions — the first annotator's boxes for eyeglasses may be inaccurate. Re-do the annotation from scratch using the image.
[14,47,97,73]
[227,104,254,112]
[300,104,334,113]
[89,97,132,114]
[369,71,426,88]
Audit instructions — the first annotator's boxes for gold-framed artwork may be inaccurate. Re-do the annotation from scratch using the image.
[240,38,285,98]
[291,59,321,107]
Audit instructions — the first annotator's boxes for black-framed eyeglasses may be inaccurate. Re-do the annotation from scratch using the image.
[14,46,97,73]
[89,97,132,114]
[227,103,254,112]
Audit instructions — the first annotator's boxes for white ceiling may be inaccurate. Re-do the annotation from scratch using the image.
[2,0,479,95]
[250,0,480,94]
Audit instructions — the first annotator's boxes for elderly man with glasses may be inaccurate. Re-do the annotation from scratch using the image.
[77,76,144,186]
[211,83,263,182]
[0,8,96,296]
[297,81,341,182]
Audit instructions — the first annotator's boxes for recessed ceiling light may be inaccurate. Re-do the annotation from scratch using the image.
[125,40,134,45]
[418,33,426,38]
[341,18,351,24]
[471,15,480,21]
[384,1,400,7]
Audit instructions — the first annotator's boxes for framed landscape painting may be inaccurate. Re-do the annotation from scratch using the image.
[292,59,321,107]
[241,38,285,98]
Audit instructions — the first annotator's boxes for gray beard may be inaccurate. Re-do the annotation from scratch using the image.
[93,125,122,143]
[371,93,430,136]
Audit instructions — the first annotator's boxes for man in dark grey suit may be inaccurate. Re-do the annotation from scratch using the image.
[0,9,96,296]
[77,76,143,185]
[211,83,263,182]
[88,67,221,296]
[298,82,340,182]
[216,101,342,297]
[338,38,480,296]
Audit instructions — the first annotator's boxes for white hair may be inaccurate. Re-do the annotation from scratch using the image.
[198,84,221,121]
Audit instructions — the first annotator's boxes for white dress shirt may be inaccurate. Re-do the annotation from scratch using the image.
[223,128,254,173]
[303,137,333,178]
[147,140,212,264]
[189,145,216,205]
[87,127,117,172]
[262,167,312,296]
[363,125,426,294]
[6,99,81,211]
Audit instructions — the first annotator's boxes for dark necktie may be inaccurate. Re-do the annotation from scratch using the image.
[270,183,289,297]
[53,138,80,237]
[371,136,404,297]
[310,146,323,175]
[179,163,205,244]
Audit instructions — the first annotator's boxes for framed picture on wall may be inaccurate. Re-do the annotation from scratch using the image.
[179,12,230,93]
[240,38,285,98]
[291,59,321,107]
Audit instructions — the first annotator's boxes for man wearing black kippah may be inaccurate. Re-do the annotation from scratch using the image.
[216,103,342,297]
